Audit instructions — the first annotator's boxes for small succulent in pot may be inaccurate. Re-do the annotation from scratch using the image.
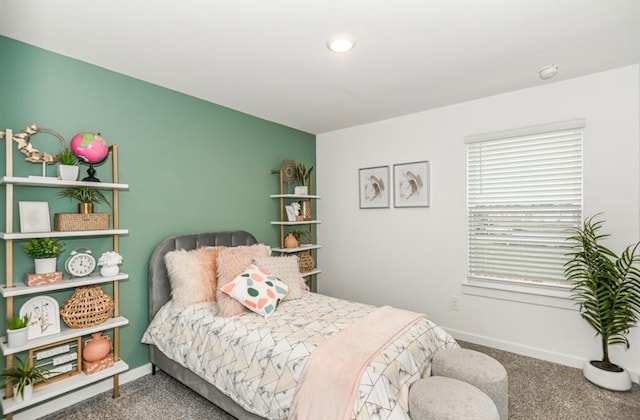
[56,148,78,166]
[23,237,65,259]
[7,314,30,331]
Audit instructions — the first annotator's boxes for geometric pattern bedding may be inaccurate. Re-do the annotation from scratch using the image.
[141,292,458,419]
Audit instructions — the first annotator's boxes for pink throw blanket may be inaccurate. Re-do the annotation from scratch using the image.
[288,305,424,420]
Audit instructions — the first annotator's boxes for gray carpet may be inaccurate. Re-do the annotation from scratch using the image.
[40,341,640,419]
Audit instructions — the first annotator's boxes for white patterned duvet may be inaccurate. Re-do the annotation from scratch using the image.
[141,292,458,419]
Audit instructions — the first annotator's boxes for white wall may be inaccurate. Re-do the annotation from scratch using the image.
[316,65,640,381]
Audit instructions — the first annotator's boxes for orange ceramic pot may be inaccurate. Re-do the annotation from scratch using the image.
[83,332,111,362]
[285,233,299,248]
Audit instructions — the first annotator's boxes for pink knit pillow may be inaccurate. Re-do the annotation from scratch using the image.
[216,244,271,316]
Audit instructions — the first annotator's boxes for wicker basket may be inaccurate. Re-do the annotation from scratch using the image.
[60,286,114,328]
[297,251,314,273]
[54,213,109,232]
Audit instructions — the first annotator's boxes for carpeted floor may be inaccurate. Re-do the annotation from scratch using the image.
[41,341,640,419]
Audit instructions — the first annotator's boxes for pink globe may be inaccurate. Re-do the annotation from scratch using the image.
[70,132,109,164]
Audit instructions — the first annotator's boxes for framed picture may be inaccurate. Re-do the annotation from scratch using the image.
[19,201,51,233]
[359,166,390,208]
[393,161,430,208]
[19,295,61,340]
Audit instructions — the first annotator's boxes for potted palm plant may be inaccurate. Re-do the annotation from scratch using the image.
[23,237,65,274]
[564,214,640,391]
[55,148,79,181]
[294,163,314,196]
[6,314,30,348]
[58,186,110,214]
[0,356,49,401]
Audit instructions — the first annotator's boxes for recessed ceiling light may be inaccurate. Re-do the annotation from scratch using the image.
[327,34,356,53]
[538,64,559,80]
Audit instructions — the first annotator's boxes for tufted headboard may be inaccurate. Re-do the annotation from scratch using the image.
[148,230,258,321]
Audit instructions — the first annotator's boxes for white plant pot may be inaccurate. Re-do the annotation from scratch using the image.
[294,186,308,196]
[100,265,120,277]
[13,383,33,401]
[34,257,57,274]
[6,327,28,348]
[57,164,79,181]
[583,360,632,391]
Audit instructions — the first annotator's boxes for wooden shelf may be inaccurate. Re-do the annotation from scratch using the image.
[272,244,322,253]
[270,194,321,199]
[270,221,320,226]
[1,273,129,297]
[1,176,129,190]
[0,360,129,414]
[1,229,128,240]
[0,316,129,356]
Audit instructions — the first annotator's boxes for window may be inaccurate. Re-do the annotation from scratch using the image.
[465,119,584,291]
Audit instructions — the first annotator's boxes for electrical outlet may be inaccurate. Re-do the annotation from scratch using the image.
[450,296,460,311]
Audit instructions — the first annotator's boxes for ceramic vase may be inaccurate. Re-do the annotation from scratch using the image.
[34,257,56,274]
[83,332,111,362]
[100,265,120,277]
[6,327,28,348]
[285,233,299,248]
[13,384,32,402]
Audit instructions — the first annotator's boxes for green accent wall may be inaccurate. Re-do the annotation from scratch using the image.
[0,36,315,370]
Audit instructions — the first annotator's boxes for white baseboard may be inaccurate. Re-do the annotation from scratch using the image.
[14,363,153,420]
[446,328,639,384]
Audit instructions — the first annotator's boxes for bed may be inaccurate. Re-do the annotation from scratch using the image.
[142,230,458,419]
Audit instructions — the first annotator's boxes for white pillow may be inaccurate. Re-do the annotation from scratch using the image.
[164,247,223,308]
[253,256,308,300]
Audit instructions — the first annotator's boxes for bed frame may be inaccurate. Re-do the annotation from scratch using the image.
[147,230,264,420]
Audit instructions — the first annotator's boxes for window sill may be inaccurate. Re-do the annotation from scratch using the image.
[462,277,576,310]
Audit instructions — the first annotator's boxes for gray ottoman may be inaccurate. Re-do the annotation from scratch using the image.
[432,348,508,420]
[409,376,499,420]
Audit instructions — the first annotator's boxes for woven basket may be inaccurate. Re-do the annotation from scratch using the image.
[297,251,314,273]
[61,286,114,328]
[54,213,109,232]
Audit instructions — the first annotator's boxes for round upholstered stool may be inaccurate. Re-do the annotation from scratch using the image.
[432,348,508,420]
[409,376,499,420]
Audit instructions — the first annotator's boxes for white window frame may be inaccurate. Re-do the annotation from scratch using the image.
[463,119,585,309]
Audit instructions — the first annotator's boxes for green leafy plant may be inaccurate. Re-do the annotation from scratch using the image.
[23,237,65,259]
[564,214,640,370]
[58,186,111,207]
[56,148,78,166]
[296,163,314,187]
[0,356,50,399]
[289,229,310,243]
[7,314,29,330]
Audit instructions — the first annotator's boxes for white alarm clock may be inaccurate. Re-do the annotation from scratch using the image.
[65,248,96,278]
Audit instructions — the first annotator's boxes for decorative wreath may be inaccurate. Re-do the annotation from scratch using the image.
[281,159,297,184]
[0,124,66,163]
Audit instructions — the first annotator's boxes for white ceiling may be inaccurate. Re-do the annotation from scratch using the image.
[1,0,638,134]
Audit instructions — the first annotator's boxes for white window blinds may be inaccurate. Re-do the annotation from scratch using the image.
[466,120,584,285]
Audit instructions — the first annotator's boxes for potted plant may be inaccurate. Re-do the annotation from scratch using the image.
[23,237,65,274]
[290,229,310,245]
[58,186,111,214]
[564,214,640,391]
[0,356,49,401]
[55,148,79,181]
[295,163,314,196]
[6,314,30,348]
[98,251,123,277]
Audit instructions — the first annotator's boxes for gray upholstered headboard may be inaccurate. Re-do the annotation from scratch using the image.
[148,230,258,320]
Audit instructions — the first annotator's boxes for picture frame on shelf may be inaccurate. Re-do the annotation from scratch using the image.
[19,296,61,340]
[393,160,430,208]
[285,205,297,222]
[19,201,51,233]
[359,166,389,209]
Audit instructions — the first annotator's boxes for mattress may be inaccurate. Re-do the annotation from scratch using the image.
[142,292,458,419]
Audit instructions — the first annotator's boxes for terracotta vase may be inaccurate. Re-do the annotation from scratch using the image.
[83,332,111,362]
[285,233,299,248]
